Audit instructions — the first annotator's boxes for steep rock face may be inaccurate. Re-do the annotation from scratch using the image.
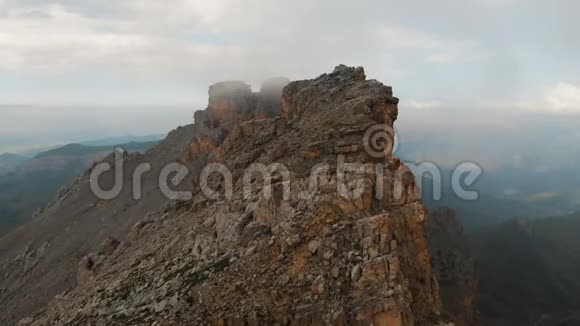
[4,66,444,325]
[426,208,478,326]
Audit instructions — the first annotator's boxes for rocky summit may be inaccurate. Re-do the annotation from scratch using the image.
[2,66,450,325]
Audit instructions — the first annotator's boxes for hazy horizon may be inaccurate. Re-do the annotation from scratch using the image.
[0,104,194,154]
[2,0,580,161]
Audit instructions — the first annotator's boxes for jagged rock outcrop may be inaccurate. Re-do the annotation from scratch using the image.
[2,65,446,325]
[77,237,121,287]
[426,208,478,326]
[195,78,289,131]
[205,81,256,129]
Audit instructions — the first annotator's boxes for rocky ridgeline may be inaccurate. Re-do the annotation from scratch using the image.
[11,66,451,325]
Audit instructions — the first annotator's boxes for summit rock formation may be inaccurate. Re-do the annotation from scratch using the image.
[1,65,448,325]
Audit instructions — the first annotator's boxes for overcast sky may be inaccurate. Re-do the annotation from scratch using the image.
[1,0,579,153]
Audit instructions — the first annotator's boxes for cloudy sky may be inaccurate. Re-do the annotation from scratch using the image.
[1,0,579,153]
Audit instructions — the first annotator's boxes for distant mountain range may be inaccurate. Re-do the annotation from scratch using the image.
[0,153,27,176]
[79,134,165,147]
[0,134,164,158]
[0,139,160,234]
[0,153,27,162]
[34,141,159,159]
[474,213,580,326]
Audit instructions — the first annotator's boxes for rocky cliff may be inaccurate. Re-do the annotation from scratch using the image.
[2,66,446,325]
[426,208,478,326]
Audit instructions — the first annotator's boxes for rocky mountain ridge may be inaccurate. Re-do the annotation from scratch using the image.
[0,141,158,235]
[2,65,449,325]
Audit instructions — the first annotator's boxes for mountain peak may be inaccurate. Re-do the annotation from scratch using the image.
[1,66,446,325]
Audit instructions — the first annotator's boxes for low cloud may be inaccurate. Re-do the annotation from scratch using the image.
[515,82,580,114]
[0,1,484,79]
[425,53,456,64]
[401,99,443,110]
[375,26,478,65]
[0,3,245,73]
[544,82,580,113]
[477,0,517,7]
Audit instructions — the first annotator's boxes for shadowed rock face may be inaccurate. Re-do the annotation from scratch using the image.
[2,65,446,325]
[426,207,479,326]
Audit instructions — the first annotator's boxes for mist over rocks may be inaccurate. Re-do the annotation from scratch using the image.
[257,77,291,118]
[0,65,456,325]
[195,77,290,131]
[205,81,255,129]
